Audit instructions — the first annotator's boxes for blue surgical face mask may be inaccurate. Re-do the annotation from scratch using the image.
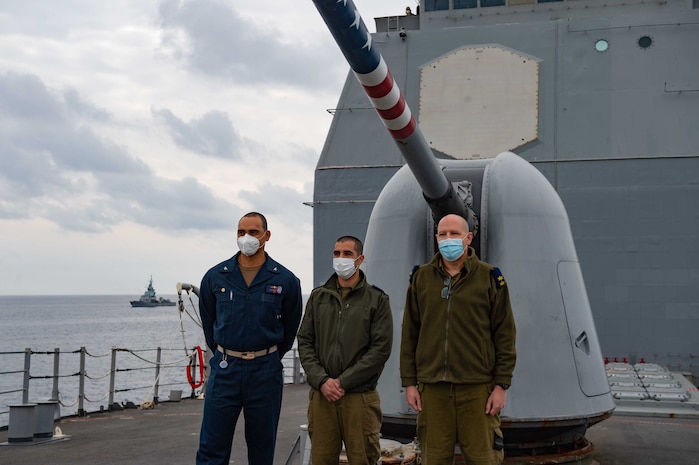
[438,237,466,262]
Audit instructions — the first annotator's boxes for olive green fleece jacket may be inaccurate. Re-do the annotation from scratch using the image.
[400,248,516,387]
[297,271,393,393]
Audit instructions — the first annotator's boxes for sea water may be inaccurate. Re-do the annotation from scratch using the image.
[0,294,305,428]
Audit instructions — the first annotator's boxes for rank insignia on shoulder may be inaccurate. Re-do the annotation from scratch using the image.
[371,284,386,294]
[266,285,283,294]
[492,268,506,288]
[409,265,420,284]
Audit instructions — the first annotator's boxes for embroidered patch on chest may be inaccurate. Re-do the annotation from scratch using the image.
[266,285,283,294]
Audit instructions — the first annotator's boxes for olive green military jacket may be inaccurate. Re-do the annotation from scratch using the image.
[400,248,516,388]
[297,271,393,393]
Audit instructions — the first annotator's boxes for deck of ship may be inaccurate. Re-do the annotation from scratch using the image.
[2,383,698,465]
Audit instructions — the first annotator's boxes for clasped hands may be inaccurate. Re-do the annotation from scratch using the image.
[320,377,345,402]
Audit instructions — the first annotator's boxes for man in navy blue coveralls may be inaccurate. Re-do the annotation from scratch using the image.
[196,212,303,465]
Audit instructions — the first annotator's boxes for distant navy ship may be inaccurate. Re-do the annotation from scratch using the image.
[130,277,175,307]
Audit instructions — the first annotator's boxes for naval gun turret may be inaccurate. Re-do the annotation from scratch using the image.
[311,0,615,462]
[312,0,474,231]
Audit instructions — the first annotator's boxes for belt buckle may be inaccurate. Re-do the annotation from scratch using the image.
[241,352,255,360]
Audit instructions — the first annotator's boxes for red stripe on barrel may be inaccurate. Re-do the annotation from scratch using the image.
[362,71,394,99]
[388,117,417,140]
[361,68,414,138]
[376,96,406,121]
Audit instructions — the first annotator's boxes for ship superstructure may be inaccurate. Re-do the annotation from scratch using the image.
[311,0,698,461]
[313,0,699,382]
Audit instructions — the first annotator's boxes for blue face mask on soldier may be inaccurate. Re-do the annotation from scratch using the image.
[438,237,466,262]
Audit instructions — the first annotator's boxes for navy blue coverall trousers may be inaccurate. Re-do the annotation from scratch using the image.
[196,252,302,465]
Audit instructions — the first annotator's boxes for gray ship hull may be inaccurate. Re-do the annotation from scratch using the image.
[129,300,176,307]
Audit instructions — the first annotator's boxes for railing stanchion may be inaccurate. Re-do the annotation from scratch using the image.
[189,346,196,398]
[293,348,302,385]
[108,347,117,409]
[22,348,31,404]
[51,348,60,401]
[78,346,86,416]
[154,347,162,404]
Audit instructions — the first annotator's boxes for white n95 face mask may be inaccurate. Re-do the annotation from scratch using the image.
[237,234,261,256]
[333,257,358,279]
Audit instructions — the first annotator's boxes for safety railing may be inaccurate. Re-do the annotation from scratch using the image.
[0,346,305,428]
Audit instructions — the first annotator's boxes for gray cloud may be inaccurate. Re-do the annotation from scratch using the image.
[98,173,239,231]
[153,108,244,159]
[0,71,239,233]
[157,0,343,90]
[238,181,313,228]
[63,88,112,122]
[0,72,64,122]
[0,0,136,38]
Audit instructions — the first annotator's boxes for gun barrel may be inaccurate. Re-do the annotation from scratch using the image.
[312,0,468,220]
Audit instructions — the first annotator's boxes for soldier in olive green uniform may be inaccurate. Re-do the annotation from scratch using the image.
[297,236,393,465]
[400,214,517,465]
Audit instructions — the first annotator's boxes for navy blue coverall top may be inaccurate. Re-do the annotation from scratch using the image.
[199,252,302,357]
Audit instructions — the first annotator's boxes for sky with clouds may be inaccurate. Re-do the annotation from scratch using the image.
[0,0,416,295]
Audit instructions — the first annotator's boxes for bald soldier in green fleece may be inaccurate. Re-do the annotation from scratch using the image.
[400,214,517,465]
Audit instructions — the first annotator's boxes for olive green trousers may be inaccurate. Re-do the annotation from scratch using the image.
[417,382,504,465]
[307,388,382,465]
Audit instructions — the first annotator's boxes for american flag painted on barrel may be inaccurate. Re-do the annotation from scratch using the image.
[312,0,416,140]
